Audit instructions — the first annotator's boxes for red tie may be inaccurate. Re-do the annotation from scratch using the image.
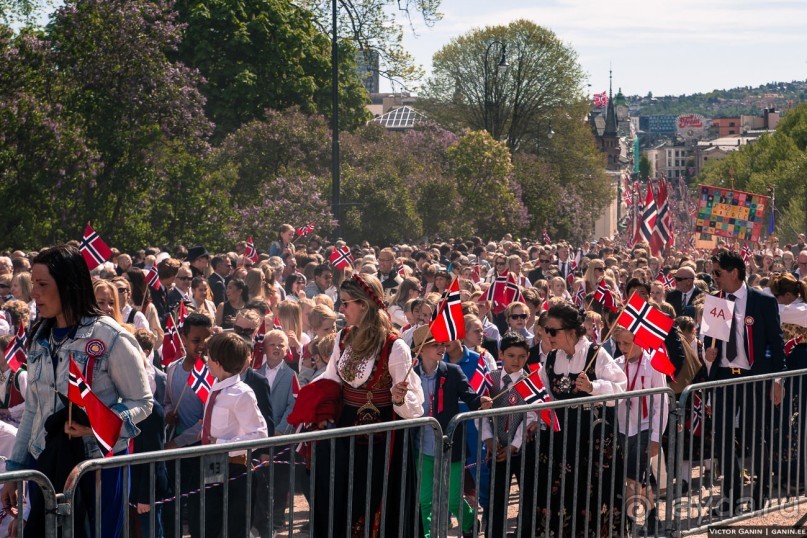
[201,389,221,445]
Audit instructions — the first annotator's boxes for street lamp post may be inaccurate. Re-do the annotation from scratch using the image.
[331,0,340,238]
[483,40,508,138]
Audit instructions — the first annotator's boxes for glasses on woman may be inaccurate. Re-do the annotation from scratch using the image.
[233,325,256,339]
[594,267,605,272]
[509,313,528,320]
[544,327,566,337]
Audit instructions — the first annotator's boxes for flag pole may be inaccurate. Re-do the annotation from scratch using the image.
[583,291,635,373]
[490,372,529,402]
[68,402,73,440]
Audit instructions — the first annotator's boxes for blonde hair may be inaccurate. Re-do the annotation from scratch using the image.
[278,300,303,342]
[93,279,123,324]
[308,304,337,331]
[245,268,265,300]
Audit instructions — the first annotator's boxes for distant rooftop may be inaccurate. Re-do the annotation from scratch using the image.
[370,106,427,130]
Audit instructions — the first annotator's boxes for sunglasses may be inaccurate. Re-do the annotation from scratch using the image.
[544,327,566,337]
[539,259,550,263]
[233,326,256,338]
[509,314,528,320]
[177,276,192,281]
[674,277,692,282]
[712,270,722,277]
[594,267,605,272]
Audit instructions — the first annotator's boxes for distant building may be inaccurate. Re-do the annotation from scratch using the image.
[639,115,678,135]
[694,136,755,177]
[369,105,427,131]
[645,141,693,180]
[711,118,741,137]
[355,50,380,94]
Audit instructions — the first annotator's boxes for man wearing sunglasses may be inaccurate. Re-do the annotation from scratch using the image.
[665,266,700,317]
[702,250,786,516]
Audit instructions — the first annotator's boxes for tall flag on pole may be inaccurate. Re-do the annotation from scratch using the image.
[592,91,608,108]
[176,301,188,332]
[4,324,27,373]
[430,277,466,342]
[617,293,674,352]
[79,223,112,270]
[639,186,658,251]
[512,368,560,431]
[244,236,259,263]
[652,179,671,254]
[187,357,215,404]
[574,286,586,308]
[68,357,123,456]
[295,223,315,237]
[145,266,162,291]
[329,246,353,270]
[741,243,753,264]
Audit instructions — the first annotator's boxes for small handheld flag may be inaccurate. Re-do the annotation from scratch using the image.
[144,266,162,291]
[295,223,315,237]
[617,293,674,351]
[594,280,618,313]
[161,316,185,366]
[329,246,353,270]
[244,236,259,263]
[79,223,112,270]
[187,357,215,404]
[68,357,123,456]
[4,324,27,373]
[468,356,493,396]
[512,369,560,431]
[430,277,465,342]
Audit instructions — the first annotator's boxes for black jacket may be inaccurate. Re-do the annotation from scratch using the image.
[666,287,702,318]
[414,361,484,462]
[243,368,275,437]
[208,272,227,307]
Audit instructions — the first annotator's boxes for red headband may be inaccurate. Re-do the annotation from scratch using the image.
[351,273,386,311]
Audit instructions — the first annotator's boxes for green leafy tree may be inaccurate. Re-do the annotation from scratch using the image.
[173,0,370,140]
[447,130,525,238]
[418,20,585,151]
[639,154,651,181]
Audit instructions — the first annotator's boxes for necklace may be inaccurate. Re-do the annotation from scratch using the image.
[49,328,72,359]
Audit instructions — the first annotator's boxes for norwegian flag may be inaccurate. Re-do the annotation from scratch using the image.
[512,369,560,431]
[79,223,112,270]
[176,301,188,331]
[617,293,674,352]
[592,91,608,108]
[468,356,493,396]
[573,286,586,308]
[486,272,508,314]
[566,261,578,288]
[691,392,703,437]
[652,179,671,254]
[542,229,552,245]
[640,186,658,252]
[430,277,466,342]
[329,246,353,270]
[741,243,753,264]
[144,266,162,291]
[655,270,674,290]
[4,324,27,373]
[471,264,482,283]
[244,236,259,263]
[785,337,803,357]
[161,315,185,366]
[187,357,215,404]
[649,343,676,377]
[251,318,266,369]
[396,264,407,278]
[295,223,315,237]
[505,272,524,305]
[593,279,618,312]
[68,357,123,456]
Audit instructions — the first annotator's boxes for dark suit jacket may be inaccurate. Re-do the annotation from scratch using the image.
[243,368,275,437]
[414,361,484,462]
[131,400,171,502]
[666,287,702,318]
[208,272,227,307]
[703,287,786,379]
[527,267,546,285]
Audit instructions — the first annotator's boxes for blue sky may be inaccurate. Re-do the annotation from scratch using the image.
[385,0,807,97]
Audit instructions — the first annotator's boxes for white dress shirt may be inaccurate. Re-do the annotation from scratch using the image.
[539,337,627,403]
[318,330,424,419]
[203,374,268,456]
[615,351,669,442]
[261,360,284,389]
[719,283,751,370]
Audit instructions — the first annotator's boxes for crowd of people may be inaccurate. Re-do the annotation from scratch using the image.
[0,227,804,537]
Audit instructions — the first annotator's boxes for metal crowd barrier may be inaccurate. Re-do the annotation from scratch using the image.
[0,469,61,538]
[674,368,807,536]
[441,387,676,538]
[2,371,806,537]
[57,416,442,538]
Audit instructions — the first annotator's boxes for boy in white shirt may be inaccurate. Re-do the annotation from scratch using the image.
[203,332,269,538]
[614,327,669,534]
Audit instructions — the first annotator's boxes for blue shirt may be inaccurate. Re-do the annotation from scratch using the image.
[169,361,204,436]
[417,369,438,456]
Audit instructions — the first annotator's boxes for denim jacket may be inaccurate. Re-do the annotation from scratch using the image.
[7,316,153,470]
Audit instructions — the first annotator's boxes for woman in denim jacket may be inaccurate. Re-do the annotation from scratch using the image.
[0,245,153,537]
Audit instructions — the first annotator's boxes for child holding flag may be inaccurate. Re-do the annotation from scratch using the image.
[412,325,492,538]
[201,332,268,538]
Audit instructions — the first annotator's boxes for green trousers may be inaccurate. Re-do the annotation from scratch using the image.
[419,454,475,538]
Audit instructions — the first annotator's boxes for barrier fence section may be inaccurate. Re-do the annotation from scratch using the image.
[0,469,61,538]
[441,387,676,538]
[2,371,807,537]
[675,369,807,536]
[57,416,443,538]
